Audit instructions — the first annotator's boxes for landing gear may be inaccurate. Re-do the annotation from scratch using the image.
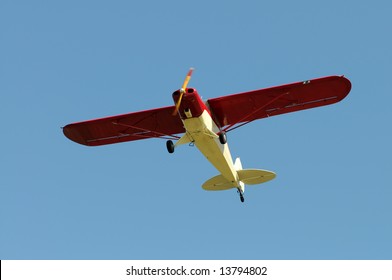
[219,131,227,144]
[237,188,245,203]
[166,140,175,153]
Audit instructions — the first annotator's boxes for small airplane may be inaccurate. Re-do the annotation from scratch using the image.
[63,69,351,202]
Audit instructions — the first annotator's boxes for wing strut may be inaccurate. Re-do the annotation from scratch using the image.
[113,121,181,140]
[222,91,290,132]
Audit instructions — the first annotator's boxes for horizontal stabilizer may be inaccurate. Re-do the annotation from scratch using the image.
[202,174,235,191]
[237,169,276,185]
[202,169,276,191]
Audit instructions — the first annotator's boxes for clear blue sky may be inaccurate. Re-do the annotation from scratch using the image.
[1,0,391,259]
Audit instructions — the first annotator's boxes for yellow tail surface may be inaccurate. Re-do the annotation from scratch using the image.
[202,169,276,191]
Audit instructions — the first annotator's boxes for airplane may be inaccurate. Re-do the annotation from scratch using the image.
[63,69,351,202]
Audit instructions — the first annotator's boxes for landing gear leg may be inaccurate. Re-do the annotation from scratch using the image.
[237,188,245,203]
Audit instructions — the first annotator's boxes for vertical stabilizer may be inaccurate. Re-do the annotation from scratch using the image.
[234,157,243,171]
[234,157,245,193]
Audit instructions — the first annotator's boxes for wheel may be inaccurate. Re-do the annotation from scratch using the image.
[237,188,245,203]
[239,192,245,203]
[166,140,175,153]
[219,132,227,144]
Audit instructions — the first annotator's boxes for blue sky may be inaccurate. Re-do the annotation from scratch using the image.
[1,0,391,259]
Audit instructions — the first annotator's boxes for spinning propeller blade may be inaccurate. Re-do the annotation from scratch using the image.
[173,68,194,115]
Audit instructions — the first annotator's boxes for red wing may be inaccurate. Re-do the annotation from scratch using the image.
[207,76,351,131]
[63,106,185,146]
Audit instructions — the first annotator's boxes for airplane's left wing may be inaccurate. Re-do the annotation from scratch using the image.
[63,106,185,146]
[207,75,351,132]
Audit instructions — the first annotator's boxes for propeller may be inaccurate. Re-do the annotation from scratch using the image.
[173,68,194,116]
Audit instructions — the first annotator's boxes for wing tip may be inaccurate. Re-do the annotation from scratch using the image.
[62,124,90,146]
[313,75,352,102]
[335,75,352,102]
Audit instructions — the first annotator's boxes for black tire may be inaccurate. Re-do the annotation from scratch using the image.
[219,132,227,144]
[166,140,175,153]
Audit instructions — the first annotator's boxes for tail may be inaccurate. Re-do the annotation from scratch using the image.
[202,157,276,191]
[234,157,245,193]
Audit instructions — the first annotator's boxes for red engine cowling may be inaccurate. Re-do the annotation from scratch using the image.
[172,88,209,119]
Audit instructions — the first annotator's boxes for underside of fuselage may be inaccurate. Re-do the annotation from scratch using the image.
[173,88,239,185]
[171,88,276,202]
[183,110,239,187]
